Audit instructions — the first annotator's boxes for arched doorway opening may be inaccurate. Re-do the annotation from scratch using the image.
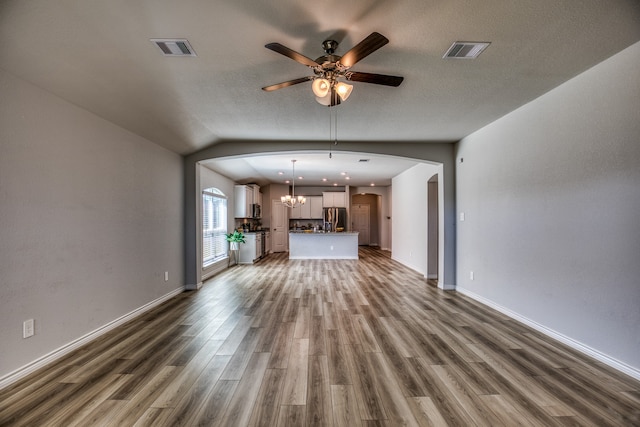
[185,142,456,291]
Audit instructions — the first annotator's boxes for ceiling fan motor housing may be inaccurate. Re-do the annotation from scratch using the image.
[322,39,338,54]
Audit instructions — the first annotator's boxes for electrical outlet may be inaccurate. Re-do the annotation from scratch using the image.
[460,212,465,222]
[23,319,34,338]
[164,271,169,281]
[470,271,474,280]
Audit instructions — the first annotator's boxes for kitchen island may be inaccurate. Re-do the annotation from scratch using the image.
[289,231,359,260]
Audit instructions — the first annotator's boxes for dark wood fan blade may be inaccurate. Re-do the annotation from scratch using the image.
[346,72,404,87]
[265,43,320,67]
[338,32,389,68]
[262,76,313,92]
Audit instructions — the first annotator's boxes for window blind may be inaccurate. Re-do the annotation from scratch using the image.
[202,188,228,268]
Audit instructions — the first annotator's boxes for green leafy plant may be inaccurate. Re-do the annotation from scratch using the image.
[225,230,246,244]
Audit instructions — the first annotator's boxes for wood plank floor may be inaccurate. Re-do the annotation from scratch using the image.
[1,247,639,426]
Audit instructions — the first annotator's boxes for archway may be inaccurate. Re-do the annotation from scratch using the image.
[184,141,456,291]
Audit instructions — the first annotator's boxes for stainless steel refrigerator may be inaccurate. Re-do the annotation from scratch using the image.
[324,207,347,232]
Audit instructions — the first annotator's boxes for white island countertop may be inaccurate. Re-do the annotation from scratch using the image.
[289,231,359,260]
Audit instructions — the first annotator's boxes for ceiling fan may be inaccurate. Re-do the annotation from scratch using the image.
[262,32,404,106]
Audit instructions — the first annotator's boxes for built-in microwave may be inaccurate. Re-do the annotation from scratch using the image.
[251,204,261,219]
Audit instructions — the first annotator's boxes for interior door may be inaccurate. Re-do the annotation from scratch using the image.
[271,200,288,252]
[352,204,370,246]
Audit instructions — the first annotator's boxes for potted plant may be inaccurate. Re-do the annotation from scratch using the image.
[225,230,246,250]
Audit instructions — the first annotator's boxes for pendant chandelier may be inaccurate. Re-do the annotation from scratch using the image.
[281,160,306,208]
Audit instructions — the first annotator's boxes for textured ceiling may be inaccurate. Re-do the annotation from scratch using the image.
[1,0,639,165]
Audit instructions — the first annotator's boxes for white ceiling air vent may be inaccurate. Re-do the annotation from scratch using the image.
[443,42,490,59]
[150,39,197,56]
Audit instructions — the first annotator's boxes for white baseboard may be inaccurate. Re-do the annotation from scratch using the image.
[391,256,424,276]
[201,258,229,283]
[185,282,203,291]
[0,286,185,390]
[438,282,455,291]
[456,286,640,381]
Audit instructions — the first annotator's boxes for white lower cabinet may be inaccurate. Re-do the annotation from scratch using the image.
[238,233,264,263]
[238,234,257,263]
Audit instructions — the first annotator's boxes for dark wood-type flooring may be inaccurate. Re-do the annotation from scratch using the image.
[1,247,639,426]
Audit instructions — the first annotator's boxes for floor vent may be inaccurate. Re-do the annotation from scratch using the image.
[443,42,490,59]
[150,39,197,56]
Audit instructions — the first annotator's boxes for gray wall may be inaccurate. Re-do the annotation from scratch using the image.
[392,163,445,285]
[455,41,640,373]
[0,69,184,380]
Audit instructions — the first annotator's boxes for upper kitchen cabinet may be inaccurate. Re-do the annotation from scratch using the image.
[310,196,323,218]
[289,196,323,219]
[250,184,262,206]
[289,203,306,219]
[322,192,346,208]
[234,185,254,218]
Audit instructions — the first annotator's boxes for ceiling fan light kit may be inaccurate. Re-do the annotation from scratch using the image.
[335,82,353,100]
[263,32,403,107]
[312,78,330,97]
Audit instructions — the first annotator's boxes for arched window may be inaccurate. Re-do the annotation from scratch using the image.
[202,187,227,268]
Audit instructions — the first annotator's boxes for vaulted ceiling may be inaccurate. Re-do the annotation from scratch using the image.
[1,0,639,183]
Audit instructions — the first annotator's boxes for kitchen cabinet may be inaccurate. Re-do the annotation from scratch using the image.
[234,185,253,218]
[250,184,262,206]
[310,196,323,218]
[238,232,263,263]
[300,201,311,218]
[322,191,346,208]
[289,204,302,219]
[288,196,322,219]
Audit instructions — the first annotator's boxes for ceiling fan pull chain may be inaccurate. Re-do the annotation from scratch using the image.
[334,109,338,146]
[329,106,333,159]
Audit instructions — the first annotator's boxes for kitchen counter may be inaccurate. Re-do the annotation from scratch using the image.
[289,231,359,259]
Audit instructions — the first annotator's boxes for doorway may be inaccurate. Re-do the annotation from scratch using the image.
[351,193,382,247]
[352,204,370,246]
